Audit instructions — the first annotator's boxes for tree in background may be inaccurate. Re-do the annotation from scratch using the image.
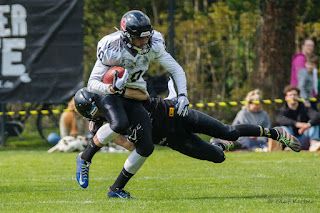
[254,0,299,122]
[82,0,320,123]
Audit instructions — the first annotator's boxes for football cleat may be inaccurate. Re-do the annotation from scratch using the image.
[76,152,91,188]
[210,138,242,151]
[274,127,301,152]
[107,187,135,199]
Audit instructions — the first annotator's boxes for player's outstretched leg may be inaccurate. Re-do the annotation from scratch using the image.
[273,127,301,152]
[76,152,91,188]
[210,138,242,151]
[107,187,135,199]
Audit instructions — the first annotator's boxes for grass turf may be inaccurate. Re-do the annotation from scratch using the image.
[1,134,320,212]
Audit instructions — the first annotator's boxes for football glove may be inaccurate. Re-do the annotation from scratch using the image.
[113,69,129,95]
[127,124,143,144]
[176,94,189,117]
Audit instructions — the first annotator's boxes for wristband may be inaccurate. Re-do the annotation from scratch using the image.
[178,93,187,97]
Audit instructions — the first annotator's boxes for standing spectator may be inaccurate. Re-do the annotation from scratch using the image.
[276,85,320,151]
[232,89,271,151]
[298,54,319,110]
[290,38,315,86]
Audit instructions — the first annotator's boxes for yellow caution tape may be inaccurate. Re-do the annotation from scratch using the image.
[0,97,318,116]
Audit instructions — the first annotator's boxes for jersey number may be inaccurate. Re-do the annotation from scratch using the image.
[130,70,144,82]
[98,47,104,61]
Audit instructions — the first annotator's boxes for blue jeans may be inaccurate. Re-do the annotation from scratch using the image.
[238,137,267,151]
[280,125,320,150]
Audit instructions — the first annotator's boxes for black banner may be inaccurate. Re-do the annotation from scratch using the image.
[0,0,84,103]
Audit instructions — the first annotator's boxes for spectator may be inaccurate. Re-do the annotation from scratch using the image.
[298,54,319,110]
[59,97,88,137]
[276,85,320,151]
[290,38,315,86]
[232,89,271,151]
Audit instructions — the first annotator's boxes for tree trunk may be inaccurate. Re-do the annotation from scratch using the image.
[245,40,251,84]
[151,0,159,26]
[255,0,299,123]
[194,0,199,12]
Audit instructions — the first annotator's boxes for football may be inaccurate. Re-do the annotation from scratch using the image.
[102,66,125,84]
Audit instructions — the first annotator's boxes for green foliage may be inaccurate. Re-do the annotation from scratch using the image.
[82,0,320,112]
[1,140,320,212]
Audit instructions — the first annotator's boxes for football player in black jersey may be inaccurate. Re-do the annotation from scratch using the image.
[74,81,301,199]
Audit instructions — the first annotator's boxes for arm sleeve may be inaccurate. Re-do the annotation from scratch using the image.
[293,55,306,72]
[297,70,309,101]
[291,54,306,86]
[151,32,187,96]
[307,108,320,126]
[156,52,188,96]
[275,108,297,126]
[87,60,112,94]
[313,68,318,95]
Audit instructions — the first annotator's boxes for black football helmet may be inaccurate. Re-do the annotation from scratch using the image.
[74,88,99,120]
[120,10,153,55]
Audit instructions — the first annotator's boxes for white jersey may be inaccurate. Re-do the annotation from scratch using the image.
[87,30,187,95]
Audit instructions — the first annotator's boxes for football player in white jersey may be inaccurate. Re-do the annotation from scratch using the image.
[76,10,190,198]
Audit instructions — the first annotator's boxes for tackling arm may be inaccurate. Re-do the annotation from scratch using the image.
[108,87,148,101]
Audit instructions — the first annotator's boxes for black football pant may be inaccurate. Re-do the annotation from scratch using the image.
[182,109,262,141]
[165,131,226,163]
[97,94,154,157]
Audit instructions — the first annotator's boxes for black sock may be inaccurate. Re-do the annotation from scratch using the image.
[258,126,278,140]
[81,139,101,162]
[110,168,134,191]
[269,128,280,140]
[235,124,262,136]
[236,124,278,140]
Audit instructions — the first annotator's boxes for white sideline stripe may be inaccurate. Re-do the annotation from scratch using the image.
[240,160,304,164]
[1,200,95,205]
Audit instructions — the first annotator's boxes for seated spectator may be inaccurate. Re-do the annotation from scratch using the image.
[298,54,319,111]
[232,89,271,151]
[59,97,88,137]
[276,85,320,151]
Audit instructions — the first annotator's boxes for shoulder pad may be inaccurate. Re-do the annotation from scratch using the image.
[97,31,123,65]
[151,30,166,53]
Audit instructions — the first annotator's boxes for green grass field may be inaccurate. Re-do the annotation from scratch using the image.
[1,134,320,213]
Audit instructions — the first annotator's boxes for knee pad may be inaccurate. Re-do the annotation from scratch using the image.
[96,123,119,145]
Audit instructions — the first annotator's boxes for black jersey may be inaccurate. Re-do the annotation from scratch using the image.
[142,97,186,145]
[142,98,175,125]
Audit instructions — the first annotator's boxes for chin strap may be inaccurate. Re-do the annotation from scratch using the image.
[121,34,151,55]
